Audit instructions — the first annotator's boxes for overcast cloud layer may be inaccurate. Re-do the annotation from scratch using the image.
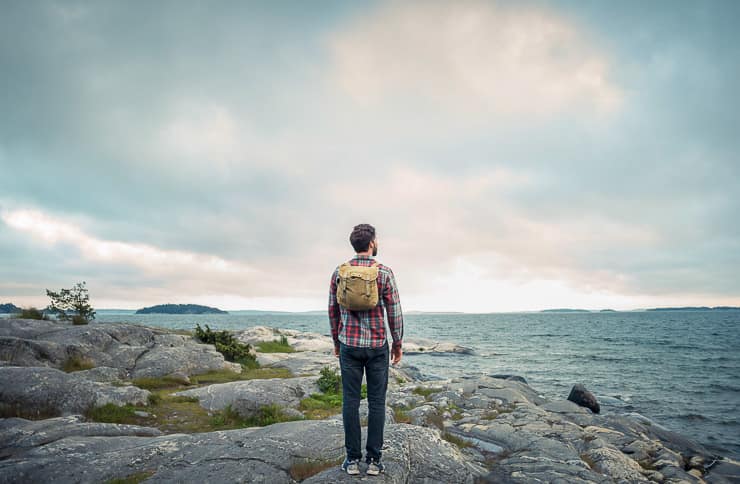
[1,0,738,312]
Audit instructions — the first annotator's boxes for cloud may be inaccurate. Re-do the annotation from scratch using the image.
[329,0,621,116]
[1,1,738,311]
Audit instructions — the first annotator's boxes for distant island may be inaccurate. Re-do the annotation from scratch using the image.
[599,309,617,312]
[646,306,740,312]
[0,303,21,313]
[540,308,591,313]
[135,304,228,315]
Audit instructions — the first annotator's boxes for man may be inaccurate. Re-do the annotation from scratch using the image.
[328,223,404,476]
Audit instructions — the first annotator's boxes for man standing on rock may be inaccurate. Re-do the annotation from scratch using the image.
[328,223,404,476]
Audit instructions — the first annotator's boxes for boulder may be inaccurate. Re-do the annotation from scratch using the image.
[175,376,320,418]
[0,366,150,418]
[489,374,528,384]
[257,351,337,376]
[403,337,475,355]
[236,326,336,353]
[583,446,650,481]
[567,383,600,414]
[74,366,128,382]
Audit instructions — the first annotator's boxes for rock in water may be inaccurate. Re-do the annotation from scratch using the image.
[567,383,600,414]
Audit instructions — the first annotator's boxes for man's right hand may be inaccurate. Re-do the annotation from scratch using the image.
[391,346,402,365]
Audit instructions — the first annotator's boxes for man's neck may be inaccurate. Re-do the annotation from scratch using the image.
[355,252,373,257]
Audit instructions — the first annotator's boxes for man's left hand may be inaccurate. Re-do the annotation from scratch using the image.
[334,346,340,358]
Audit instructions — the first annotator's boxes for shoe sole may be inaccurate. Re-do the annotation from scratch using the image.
[366,468,383,476]
[343,466,360,475]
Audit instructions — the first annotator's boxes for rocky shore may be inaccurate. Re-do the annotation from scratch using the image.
[0,318,738,483]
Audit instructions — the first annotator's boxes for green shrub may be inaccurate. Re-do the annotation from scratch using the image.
[71,315,89,325]
[361,383,367,400]
[317,366,341,394]
[14,307,48,320]
[194,324,257,367]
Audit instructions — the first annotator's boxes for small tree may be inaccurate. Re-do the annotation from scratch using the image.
[46,281,96,324]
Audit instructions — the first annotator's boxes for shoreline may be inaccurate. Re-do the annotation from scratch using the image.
[1,318,739,482]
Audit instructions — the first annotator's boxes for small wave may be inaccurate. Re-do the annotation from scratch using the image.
[699,356,735,362]
[587,355,624,362]
[708,383,740,393]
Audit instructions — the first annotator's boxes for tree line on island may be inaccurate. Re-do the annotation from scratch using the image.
[135,304,228,315]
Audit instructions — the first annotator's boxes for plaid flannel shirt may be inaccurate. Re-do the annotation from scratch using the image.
[328,254,403,350]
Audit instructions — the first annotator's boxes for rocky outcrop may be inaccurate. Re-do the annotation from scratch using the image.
[0,319,241,378]
[386,376,728,483]
[0,418,482,483]
[1,320,738,484]
[0,366,150,418]
[175,376,320,418]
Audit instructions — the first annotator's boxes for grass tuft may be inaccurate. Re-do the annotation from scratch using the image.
[256,335,295,353]
[412,386,440,399]
[86,403,136,424]
[62,355,95,372]
[211,404,303,428]
[393,406,411,424]
[443,432,473,449]
[299,393,342,420]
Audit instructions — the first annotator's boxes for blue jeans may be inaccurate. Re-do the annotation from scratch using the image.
[339,341,389,462]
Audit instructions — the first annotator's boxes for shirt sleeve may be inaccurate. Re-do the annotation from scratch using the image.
[383,267,404,349]
[328,267,341,349]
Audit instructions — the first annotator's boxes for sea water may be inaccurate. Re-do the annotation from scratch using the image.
[94,309,740,460]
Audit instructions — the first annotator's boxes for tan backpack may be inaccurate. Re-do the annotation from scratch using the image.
[336,261,380,311]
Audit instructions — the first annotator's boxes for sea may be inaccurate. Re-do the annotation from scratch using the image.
[89,309,739,460]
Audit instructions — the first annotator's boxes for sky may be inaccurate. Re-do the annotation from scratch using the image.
[1,0,739,312]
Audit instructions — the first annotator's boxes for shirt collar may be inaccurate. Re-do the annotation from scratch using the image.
[352,254,375,260]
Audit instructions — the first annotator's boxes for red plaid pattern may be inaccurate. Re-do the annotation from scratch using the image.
[328,255,403,350]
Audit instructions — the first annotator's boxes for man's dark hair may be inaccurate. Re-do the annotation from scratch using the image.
[349,224,376,252]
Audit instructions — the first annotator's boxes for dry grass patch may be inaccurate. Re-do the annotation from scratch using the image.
[412,386,441,400]
[62,355,95,372]
[443,432,473,449]
[393,406,412,424]
[105,470,156,484]
[190,367,292,385]
[289,458,343,481]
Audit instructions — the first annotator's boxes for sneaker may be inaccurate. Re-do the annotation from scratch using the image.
[341,458,360,475]
[366,459,385,476]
